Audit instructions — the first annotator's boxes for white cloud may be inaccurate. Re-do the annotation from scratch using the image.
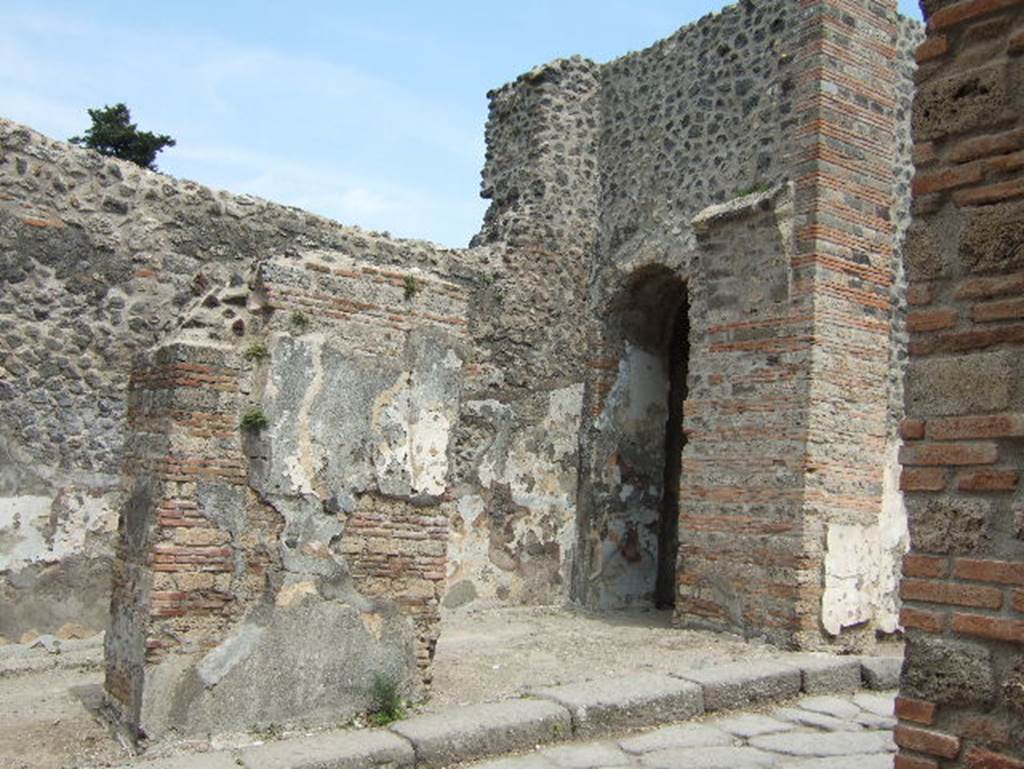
[0,6,486,247]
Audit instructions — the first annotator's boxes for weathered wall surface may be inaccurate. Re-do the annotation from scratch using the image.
[469,0,921,646]
[2,0,927,708]
[106,253,471,740]
[896,0,1024,766]
[576,0,802,613]
[788,0,917,649]
[451,57,599,610]
[0,119,488,642]
[672,185,818,644]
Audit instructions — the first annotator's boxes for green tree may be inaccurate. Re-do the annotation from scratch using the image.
[70,103,176,170]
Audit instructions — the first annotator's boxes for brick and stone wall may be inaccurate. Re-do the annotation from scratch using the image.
[105,251,471,740]
[476,0,920,647]
[896,0,1024,766]
[0,119,485,642]
[0,0,935,741]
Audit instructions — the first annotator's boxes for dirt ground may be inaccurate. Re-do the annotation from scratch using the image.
[0,606,900,769]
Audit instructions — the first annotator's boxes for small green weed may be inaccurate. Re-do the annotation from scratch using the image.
[368,673,406,726]
[240,407,269,432]
[243,342,270,362]
[403,275,418,301]
[734,181,772,197]
[290,310,309,331]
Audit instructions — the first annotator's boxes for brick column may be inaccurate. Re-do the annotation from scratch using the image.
[103,342,248,738]
[897,0,1024,766]
[790,0,905,648]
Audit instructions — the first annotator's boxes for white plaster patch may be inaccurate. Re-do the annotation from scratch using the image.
[821,442,909,637]
[372,369,454,497]
[447,385,584,606]
[598,344,668,430]
[284,335,326,496]
[410,409,451,496]
[822,523,880,636]
[0,491,116,571]
[877,441,910,634]
[0,495,51,570]
[503,384,583,511]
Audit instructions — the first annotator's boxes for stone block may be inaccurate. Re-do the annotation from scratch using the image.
[860,657,903,691]
[906,351,1015,417]
[389,699,571,769]
[902,636,996,707]
[961,199,1024,274]
[239,729,414,769]
[905,495,991,555]
[620,723,735,754]
[788,654,863,694]
[116,753,239,769]
[638,746,777,768]
[675,661,802,712]
[913,63,1010,141]
[529,672,703,738]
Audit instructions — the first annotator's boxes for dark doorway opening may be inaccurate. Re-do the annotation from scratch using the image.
[655,301,689,608]
[576,267,690,610]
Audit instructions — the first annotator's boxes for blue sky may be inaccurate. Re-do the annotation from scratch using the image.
[0,1,923,247]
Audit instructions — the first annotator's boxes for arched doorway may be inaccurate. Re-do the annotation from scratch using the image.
[575,267,690,610]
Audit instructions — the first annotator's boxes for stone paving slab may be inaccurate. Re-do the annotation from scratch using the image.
[639,746,777,768]
[239,729,414,769]
[749,729,896,756]
[675,660,802,711]
[541,742,632,768]
[619,723,736,754]
[466,755,559,769]
[854,691,896,717]
[711,713,794,739]
[776,755,895,769]
[797,695,862,720]
[389,698,571,769]
[121,753,240,769]
[774,706,864,732]
[462,690,899,769]
[787,654,862,694]
[530,673,703,738]
[860,656,902,690]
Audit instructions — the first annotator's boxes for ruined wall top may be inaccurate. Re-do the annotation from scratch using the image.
[477,0,921,287]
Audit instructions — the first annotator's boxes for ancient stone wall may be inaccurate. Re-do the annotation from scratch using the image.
[787,0,914,649]
[0,120,483,642]
[895,0,1024,766]
[105,252,471,739]
[473,0,919,646]
[575,0,801,613]
[449,57,599,610]
[0,2,932,736]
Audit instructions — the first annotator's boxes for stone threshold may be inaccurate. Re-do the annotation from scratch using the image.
[116,654,902,769]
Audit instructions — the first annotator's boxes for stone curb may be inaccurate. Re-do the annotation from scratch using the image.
[113,656,900,769]
[241,729,415,769]
[674,660,803,712]
[389,698,571,769]
[528,672,704,738]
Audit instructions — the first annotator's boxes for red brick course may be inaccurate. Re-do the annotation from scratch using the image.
[895,724,962,760]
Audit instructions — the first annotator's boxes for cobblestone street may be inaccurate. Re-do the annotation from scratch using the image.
[466,692,897,769]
